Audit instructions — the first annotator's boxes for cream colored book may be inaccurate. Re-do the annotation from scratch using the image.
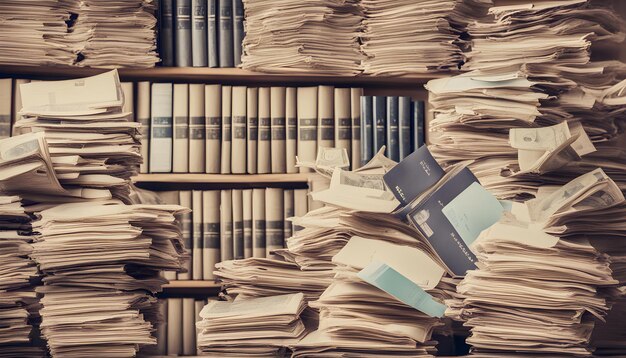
[182,298,196,355]
[285,87,298,173]
[351,88,363,170]
[242,189,253,258]
[137,81,151,173]
[252,188,266,258]
[318,85,335,149]
[270,87,286,173]
[178,191,192,280]
[221,85,232,174]
[167,298,183,355]
[232,189,244,259]
[231,86,247,174]
[173,83,189,173]
[246,87,258,174]
[0,79,11,139]
[257,87,271,174]
[283,189,294,240]
[202,190,221,280]
[334,87,351,160]
[11,79,29,134]
[158,191,180,280]
[293,188,308,232]
[265,188,284,258]
[220,189,233,261]
[189,84,206,173]
[149,83,173,173]
[297,87,317,173]
[205,84,221,173]
[192,190,203,280]
[121,82,134,120]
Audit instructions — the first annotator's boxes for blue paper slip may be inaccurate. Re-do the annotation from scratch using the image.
[357,261,447,318]
[442,182,504,247]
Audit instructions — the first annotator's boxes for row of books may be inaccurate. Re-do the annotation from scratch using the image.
[158,0,244,67]
[159,188,311,281]
[158,298,210,356]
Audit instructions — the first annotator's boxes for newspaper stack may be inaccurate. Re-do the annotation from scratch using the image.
[425,0,626,199]
[30,201,187,357]
[13,70,142,202]
[197,293,308,357]
[0,1,73,66]
[0,196,44,356]
[451,169,624,355]
[241,0,363,75]
[360,0,492,75]
[63,0,159,68]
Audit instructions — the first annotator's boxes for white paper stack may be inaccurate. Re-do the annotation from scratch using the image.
[13,70,142,202]
[241,0,363,75]
[197,293,308,357]
[62,0,159,68]
[30,201,188,357]
[425,0,626,200]
[360,0,492,75]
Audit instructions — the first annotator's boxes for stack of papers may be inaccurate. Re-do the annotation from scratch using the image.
[197,293,308,357]
[0,0,73,66]
[360,0,492,75]
[241,0,363,75]
[13,70,142,202]
[30,201,187,356]
[0,195,44,355]
[62,0,159,68]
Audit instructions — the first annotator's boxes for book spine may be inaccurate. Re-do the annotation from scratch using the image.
[334,87,351,161]
[246,87,258,174]
[285,87,298,173]
[205,84,221,173]
[178,191,192,280]
[257,87,271,174]
[386,96,399,162]
[175,0,192,67]
[233,0,245,66]
[373,96,387,156]
[242,189,253,258]
[232,189,244,259]
[296,87,318,173]
[220,85,232,174]
[218,0,234,67]
[317,85,335,149]
[413,100,425,150]
[161,0,175,66]
[360,95,373,166]
[191,190,203,280]
[207,0,218,67]
[0,79,12,139]
[265,188,284,259]
[292,188,308,232]
[231,86,247,174]
[166,298,183,355]
[189,84,206,173]
[270,87,286,173]
[399,96,412,160]
[283,189,294,240]
[191,0,208,66]
[350,88,363,170]
[150,83,173,173]
[173,84,189,173]
[155,300,167,354]
[202,190,221,280]
[182,298,196,355]
[137,82,151,173]
[252,188,266,258]
[220,189,233,261]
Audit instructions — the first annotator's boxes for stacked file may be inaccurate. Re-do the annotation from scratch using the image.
[13,70,142,202]
[425,0,626,199]
[64,0,159,68]
[197,293,308,357]
[0,1,73,66]
[241,0,363,75]
[30,201,187,357]
[360,0,491,75]
[0,196,43,356]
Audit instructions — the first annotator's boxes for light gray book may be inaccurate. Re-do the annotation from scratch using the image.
[246,87,258,174]
[265,188,284,259]
[218,0,234,67]
[221,85,232,174]
[191,0,208,66]
[220,189,233,261]
[233,0,244,65]
[192,190,203,280]
[252,188,266,258]
[174,0,192,67]
[232,189,244,259]
[270,87,286,173]
[207,0,218,67]
[202,190,221,280]
[149,83,173,173]
[242,189,253,258]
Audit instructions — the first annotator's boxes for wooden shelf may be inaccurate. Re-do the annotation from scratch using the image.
[0,64,445,87]
[161,280,221,297]
[133,173,312,190]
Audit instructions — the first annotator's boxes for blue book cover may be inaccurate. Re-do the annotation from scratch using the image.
[360,96,373,166]
[412,100,425,150]
[174,0,192,67]
[191,0,208,66]
[218,0,234,67]
[398,96,412,160]
[386,96,399,162]
[373,96,386,156]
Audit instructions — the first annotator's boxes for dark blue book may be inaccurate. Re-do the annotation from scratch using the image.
[160,0,175,66]
[386,96,399,162]
[218,0,234,67]
[207,0,218,67]
[360,96,373,167]
[233,0,245,65]
[174,0,192,67]
[373,96,386,155]
[412,100,425,151]
[398,96,412,160]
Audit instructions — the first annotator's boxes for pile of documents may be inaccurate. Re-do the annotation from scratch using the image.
[450,169,625,355]
[63,0,159,68]
[197,293,308,357]
[425,0,626,199]
[0,0,73,66]
[13,70,142,202]
[241,0,363,75]
[30,201,187,356]
[0,195,44,356]
[360,0,492,75]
